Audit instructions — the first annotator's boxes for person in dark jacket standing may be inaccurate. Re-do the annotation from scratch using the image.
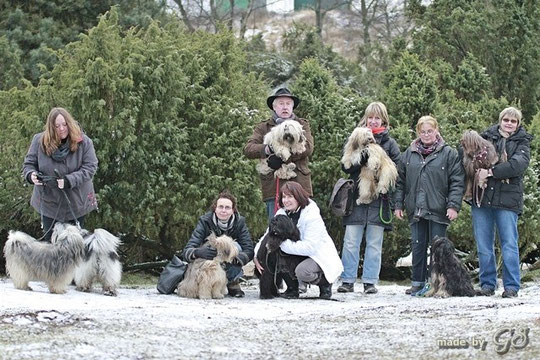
[472,107,532,298]
[244,88,314,219]
[394,116,465,296]
[337,102,400,294]
[182,191,254,297]
[23,107,98,241]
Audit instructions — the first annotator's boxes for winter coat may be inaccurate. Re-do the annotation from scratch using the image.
[394,140,465,225]
[22,132,98,221]
[182,211,254,265]
[256,200,343,283]
[244,116,314,201]
[478,125,532,215]
[342,129,401,230]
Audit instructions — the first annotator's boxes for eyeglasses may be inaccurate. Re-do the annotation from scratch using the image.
[502,118,518,124]
[420,129,435,136]
[217,205,233,211]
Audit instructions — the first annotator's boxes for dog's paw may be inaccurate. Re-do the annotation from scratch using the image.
[103,288,117,296]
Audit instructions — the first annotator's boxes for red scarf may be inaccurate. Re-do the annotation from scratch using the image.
[370,126,386,135]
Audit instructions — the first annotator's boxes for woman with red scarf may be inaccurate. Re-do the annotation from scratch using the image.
[337,102,401,295]
[393,116,465,296]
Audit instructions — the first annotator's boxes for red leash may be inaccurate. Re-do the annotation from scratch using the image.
[274,177,281,214]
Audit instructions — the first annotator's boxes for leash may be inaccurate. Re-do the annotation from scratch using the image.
[53,169,81,229]
[379,195,393,224]
[273,177,281,214]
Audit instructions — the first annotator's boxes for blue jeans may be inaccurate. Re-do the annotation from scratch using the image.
[410,219,448,287]
[265,199,276,220]
[225,241,244,283]
[472,206,520,291]
[340,224,384,284]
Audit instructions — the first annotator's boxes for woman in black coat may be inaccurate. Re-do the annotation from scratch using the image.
[394,116,465,296]
[472,107,532,298]
[182,191,254,297]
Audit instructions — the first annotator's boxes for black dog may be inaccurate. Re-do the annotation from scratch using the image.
[425,236,476,297]
[255,215,303,299]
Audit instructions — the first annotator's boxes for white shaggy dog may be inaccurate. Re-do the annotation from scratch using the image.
[256,120,307,179]
[177,233,239,299]
[341,127,398,204]
[4,224,85,294]
[72,226,122,296]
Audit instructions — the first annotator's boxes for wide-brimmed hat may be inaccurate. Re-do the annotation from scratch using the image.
[267,88,300,110]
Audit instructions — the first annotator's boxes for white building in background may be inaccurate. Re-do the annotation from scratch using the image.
[266,0,294,14]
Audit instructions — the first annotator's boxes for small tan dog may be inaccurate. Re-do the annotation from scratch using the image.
[177,233,239,299]
[256,120,306,179]
[341,127,398,204]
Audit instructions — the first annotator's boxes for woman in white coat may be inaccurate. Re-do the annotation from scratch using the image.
[254,181,343,299]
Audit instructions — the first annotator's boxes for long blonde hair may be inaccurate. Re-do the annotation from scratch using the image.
[41,107,82,156]
[358,102,390,128]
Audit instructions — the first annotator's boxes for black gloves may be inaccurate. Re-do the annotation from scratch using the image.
[359,151,369,167]
[267,154,284,170]
[193,246,217,260]
[231,252,249,267]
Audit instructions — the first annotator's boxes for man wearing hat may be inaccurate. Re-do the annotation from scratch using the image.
[244,87,314,218]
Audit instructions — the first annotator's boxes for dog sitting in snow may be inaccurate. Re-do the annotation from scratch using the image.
[460,130,498,206]
[341,127,398,204]
[4,224,85,294]
[255,215,303,299]
[256,120,307,179]
[177,233,238,299]
[424,236,476,298]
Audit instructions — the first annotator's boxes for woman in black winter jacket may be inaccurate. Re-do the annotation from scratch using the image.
[472,107,532,298]
[337,102,401,295]
[181,191,254,297]
[394,116,465,296]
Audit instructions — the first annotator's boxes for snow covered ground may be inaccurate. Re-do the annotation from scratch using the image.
[1,277,539,359]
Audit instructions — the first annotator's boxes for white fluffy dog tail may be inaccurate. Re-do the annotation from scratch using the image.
[85,229,122,254]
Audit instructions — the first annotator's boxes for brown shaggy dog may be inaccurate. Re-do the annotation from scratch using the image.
[460,130,498,206]
[177,233,239,299]
[341,127,398,204]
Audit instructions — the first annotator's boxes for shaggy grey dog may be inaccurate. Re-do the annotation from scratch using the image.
[72,226,122,296]
[177,233,238,299]
[4,223,85,294]
[425,236,476,298]
[256,120,307,179]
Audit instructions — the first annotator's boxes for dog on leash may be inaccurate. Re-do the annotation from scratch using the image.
[255,215,302,299]
[70,225,122,296]
[4,224,85,294]
[177,233,238,299]
[341,127,398,204]
[424,236,476,298]
[256,120,307,179]
[460,130,498,206]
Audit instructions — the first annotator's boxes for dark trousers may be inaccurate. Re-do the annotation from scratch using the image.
[41,215,85,242]
[410,218,448,286]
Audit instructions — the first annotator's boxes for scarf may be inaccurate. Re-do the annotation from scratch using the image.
[497,127,512,163]
[286,207,301,226]
[51,139,71,162]
[212,212,235,233]
[371,126,386,135]
[413,135,444,157]
[272,112,296,125]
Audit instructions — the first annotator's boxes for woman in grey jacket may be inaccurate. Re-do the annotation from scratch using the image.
[394,116,465,295]
[23,107,98,241]
[472,107,532,298]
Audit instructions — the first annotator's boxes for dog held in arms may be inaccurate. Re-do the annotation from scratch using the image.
[460,130,498,206]
[177,233,238,299]
[4,223,122,295]
[256,120,307,179]
[255,215,303,299]
[424,236,476,298]
[341,127,398,204]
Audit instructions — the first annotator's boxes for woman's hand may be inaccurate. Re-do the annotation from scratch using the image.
[253,255,264,273]
[394,209,404,220]
[446,208,458,221]
[57,178,65,189]
[30,172,43,185]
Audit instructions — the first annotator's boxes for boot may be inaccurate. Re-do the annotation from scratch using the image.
[318,275,332,300]
[227,280,245,298]
[280,273,299,299]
